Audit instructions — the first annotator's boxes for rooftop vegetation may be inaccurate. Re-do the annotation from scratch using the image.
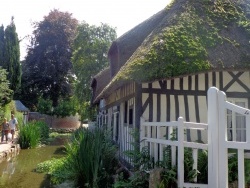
[115,0,250,83]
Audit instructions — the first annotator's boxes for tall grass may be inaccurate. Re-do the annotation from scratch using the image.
[65,127,118,188]
[18,121,41,149]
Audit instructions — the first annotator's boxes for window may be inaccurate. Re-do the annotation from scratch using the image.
[227,98,248,142]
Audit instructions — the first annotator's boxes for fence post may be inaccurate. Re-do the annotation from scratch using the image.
[218,90,228,188]
[192,148,198,183]
[140,117,145,152]
[156,125,161,162]
[207,87,219,188]
[238,149,245,188]
[247,115,250,143]
[177,117,184,188]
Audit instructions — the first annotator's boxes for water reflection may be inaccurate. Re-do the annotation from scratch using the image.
[0,138,67,188]
[0,157,17,186]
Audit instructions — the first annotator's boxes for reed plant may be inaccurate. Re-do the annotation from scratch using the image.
[65,127,118,188]
[18,121,41,149]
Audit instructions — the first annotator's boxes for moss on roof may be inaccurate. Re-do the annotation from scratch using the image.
[93,0,250,102]
[114,0,250,83]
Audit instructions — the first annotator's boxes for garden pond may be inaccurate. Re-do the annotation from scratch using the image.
[0,136,69,188]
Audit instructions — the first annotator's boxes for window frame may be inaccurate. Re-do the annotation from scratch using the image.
[227,98,248,142]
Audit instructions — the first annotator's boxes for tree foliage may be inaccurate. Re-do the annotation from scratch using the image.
[0,25,4,66]
[0,18,21,94]
[72,22,116,120]
[37,97,78,117]
[37,97,53,115]
[52,97,79,117]
[21,9,78,107]
[0,68,13,115]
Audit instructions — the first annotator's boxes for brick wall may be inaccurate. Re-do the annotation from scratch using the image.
[28,112,80,129]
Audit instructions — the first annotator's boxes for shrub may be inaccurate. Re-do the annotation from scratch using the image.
[114,171,149,188]
[37,98,53,115]
[36,121,50,142]
[78,101,97,122]
[18,121,41,149]
[36,157,70,185]
[53,98,79,118]
[115,129,153,188]
[37,97,79,118]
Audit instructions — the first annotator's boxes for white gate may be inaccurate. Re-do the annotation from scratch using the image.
[140,87,250,188]
[209,87,250,188]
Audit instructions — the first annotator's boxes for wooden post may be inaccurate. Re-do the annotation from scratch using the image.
[207,87,219,188]
[155,126,160,162]
[218,90,228,188]
[171,146,176,167]
[113,112,117,141]
[247,115,250,143]
[140,117,145,151]
[120,103,124,158]
[238,149,245,188]
[158,126,163,161]
[177,117,184,187]
[193,148,198,183]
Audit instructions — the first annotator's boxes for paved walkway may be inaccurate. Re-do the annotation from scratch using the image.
[0,133,20,164]
[0,134,18,153]
[0,141,14,153]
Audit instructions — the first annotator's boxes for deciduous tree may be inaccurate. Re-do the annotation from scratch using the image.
[22,9,78,107]
[72,22,116,120]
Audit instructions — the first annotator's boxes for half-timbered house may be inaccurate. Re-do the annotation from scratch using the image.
[91,0,250,164]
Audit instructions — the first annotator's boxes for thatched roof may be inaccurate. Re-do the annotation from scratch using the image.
[91,67,111,104]
[14,100,29,112]
[94,0,250,103]
[108,8,168,76]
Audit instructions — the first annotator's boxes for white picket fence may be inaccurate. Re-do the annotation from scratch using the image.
[140,87,250,188]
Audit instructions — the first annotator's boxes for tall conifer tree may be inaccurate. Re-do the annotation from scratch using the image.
[0,25,4,66]
[3,17,21,93]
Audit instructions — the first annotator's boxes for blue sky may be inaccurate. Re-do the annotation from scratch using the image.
[1,0,171,59]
